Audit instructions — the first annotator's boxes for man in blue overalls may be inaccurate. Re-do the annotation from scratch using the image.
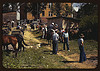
[78,34,87,63]
[52,29,59,54]
[62,29,70,51]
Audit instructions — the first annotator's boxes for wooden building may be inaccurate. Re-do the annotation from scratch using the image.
[40,3,72,24]
[47,17,80,30]
[3,12,17,22]
[27,3,72,24]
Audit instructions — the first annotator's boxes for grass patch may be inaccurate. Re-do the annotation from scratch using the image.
[3,47,72,69]
[2,30,98,69]
[32,30,98,56]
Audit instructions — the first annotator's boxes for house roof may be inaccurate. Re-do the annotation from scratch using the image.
[46,17,80,22]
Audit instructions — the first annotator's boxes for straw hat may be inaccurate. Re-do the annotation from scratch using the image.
[79,34,84,38]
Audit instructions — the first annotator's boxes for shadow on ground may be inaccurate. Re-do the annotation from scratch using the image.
[61,60,78,63]
[87,56,98,60]
[43,50,52,55]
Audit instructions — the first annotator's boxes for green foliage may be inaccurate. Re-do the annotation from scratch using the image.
[79,15,98,30]
[51,3,61,17]
[77,3,98,40]
[77,3,98,18]
[3,3,17,13]
[51,3,72,17]
[2,30,98,69]
[26,3,47,18]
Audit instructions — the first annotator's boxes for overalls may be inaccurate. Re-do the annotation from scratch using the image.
[63,33,69,50]
[63,37,69,50]
[52,33,59,54]
[79,39,87,63]
[53,40,58,54]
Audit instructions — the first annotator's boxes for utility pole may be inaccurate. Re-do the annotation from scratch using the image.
[16,2,20,25]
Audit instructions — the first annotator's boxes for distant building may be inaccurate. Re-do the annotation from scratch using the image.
[40,3,72,24]
[47,17,80,31]
[27,3,72,24]
[3,12,17,22]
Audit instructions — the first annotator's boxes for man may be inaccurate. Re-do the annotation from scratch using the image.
[11,20,15,27]
[78,34,87,63]
[52,29,59,54]
[42,25,45,39]
[49,23,54,30]
[59,28,65,42]
[62,29,70,51]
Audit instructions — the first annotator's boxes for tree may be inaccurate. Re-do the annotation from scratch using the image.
[26,3,47,19]
[77,3,98,18]
[3,3,10,13]
[77,3,98,40]
[3,3,17,13]
[51,3,72,17]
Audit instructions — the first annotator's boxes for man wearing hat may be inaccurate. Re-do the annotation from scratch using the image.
[52,29,59,54]
[49,23,54,30]
[78,34,87,63]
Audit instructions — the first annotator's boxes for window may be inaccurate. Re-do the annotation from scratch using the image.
[49,3,52,8]
[49,11,52,16]
[42,11,45,16]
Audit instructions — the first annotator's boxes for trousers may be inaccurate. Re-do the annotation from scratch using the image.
[52,40,58,54]
[63,38,69,50]
[79,45,87,63]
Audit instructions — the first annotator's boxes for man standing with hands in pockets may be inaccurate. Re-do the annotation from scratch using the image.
[52,29,59,54]
[78,34,87,63]
[62,29,70,51]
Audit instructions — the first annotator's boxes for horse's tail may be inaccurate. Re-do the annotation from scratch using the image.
[22,39,29,46]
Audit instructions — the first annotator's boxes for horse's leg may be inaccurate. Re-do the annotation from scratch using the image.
[21,44,25,52]
[18,42,21,52]
[6,45,8,51]
[14,46,17,57]
[12,44,17,57]
[3,45,6,50]
[20,42,23,52]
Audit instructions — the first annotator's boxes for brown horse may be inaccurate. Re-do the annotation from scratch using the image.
[2,35,18,57]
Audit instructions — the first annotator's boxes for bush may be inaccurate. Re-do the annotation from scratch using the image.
[79,15,98,40]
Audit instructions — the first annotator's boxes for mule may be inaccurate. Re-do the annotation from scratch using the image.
[14,34,29,52]
[2,35,18,57]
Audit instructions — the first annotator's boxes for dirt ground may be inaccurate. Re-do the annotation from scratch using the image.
[22,25,98,69]
[4,24,98,69]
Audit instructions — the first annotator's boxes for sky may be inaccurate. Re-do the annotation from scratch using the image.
[72,3,83,12]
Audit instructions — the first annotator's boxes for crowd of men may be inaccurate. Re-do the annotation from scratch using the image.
[3,20,87,63]
[33,22,87,63]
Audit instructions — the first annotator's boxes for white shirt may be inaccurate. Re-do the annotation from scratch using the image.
[61,29,64,33]
[63,32,69,38]
[25,24,27,26]
[51,29,55,34]
[45,27,47,32]
[78,38,84,46]
[11,21,14,23]
[53,33,59,41]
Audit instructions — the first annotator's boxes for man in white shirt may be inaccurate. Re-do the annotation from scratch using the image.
[11,20,15,27]
[52,30,59,54]
[42,26,45,38]
[62,29,70,51]
[78,34,86,63]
